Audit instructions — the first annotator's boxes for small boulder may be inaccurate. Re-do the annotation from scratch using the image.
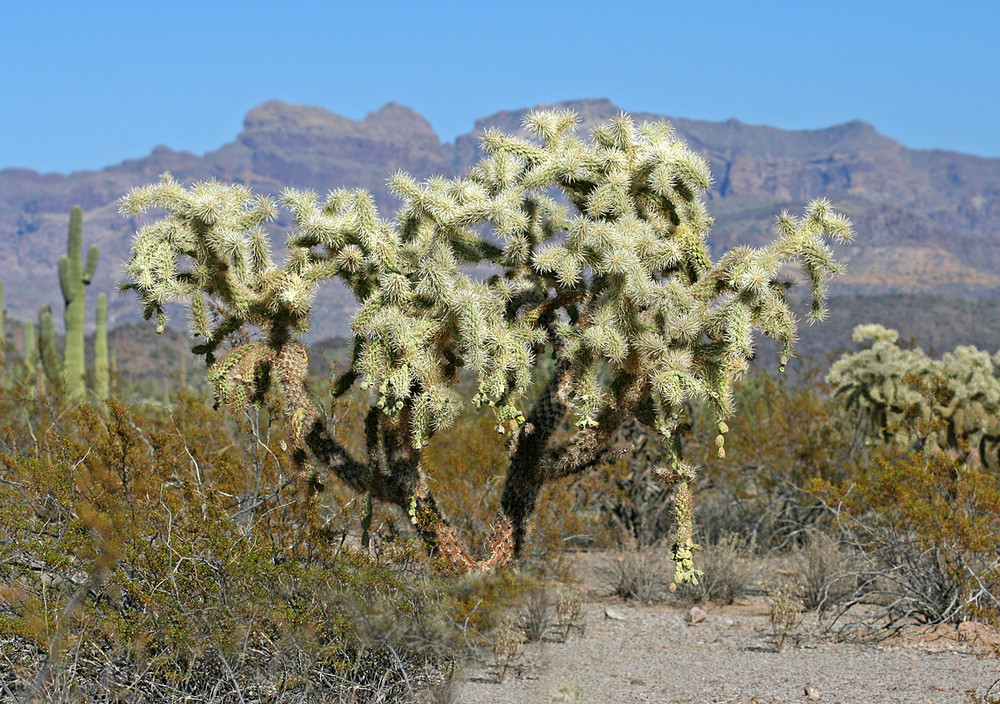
[604,608,627,621]
[685,606,708,624]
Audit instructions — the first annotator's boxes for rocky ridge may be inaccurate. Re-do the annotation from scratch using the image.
[3,98,1000,340]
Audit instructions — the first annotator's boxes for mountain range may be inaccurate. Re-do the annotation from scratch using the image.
[3,97,1000,345]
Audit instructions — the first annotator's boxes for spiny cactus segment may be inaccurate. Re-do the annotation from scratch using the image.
[122,111,853,581]
[0,282,5,388]
[22,320,37,398]
[37,305,61,393]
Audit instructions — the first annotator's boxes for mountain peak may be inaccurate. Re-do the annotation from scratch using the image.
[241,99,437,141]
[364,102,436,136]
[3,97,1000,342]
[242,100,353,134]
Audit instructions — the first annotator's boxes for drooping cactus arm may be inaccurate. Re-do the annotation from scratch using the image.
[301,417,406,505]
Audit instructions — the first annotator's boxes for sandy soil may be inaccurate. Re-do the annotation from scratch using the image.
[453,552,998,704]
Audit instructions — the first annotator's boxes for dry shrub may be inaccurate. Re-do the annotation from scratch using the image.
[515,586,584,644]
[811,449,1000,639]
[678,532,755,604]
[790,531,858,612]
[602,540,671,604]
[491,614,524,683]
[691,371,860,550]
[766,582,804,652]
[519,589,551,643]
[0,394,460,702]
[555,589,584,641]
[445,569,534,654]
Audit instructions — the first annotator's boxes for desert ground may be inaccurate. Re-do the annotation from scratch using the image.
[455,551,998,704]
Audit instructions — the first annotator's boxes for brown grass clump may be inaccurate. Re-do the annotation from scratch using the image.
[766,582,805,652]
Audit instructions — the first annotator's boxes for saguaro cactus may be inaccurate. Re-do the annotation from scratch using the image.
[0,281,5,386]
[94,293,110,401]
[22,320,37,398]
[59,205,99,401]
[38,305,62,393]
[122,111,854,582]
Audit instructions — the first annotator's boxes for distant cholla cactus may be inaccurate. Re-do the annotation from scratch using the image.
[827,324,1000,467]
[121,111,854,583]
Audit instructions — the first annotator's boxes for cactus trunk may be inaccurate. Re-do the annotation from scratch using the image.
[0,281,5,387]
[22,320,36,398]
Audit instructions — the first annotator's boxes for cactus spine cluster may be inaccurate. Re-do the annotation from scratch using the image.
[59,205,99,401]
[122,111,854,581]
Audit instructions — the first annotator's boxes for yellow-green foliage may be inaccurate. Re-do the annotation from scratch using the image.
[0,395,458,700]
[827,324,1000,467]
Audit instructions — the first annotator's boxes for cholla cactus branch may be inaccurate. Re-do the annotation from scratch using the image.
[122,112,854,580]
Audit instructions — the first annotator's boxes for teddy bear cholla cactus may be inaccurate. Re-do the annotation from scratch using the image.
[827,324,1000,467]
[121,110,853,583]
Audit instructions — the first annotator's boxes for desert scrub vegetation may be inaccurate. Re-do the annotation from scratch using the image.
[811,449,1000,639]
[803,325,1000,638]
[690,367,864,550]
[0,390,466,702]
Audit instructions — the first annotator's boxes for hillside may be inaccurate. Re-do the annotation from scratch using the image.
[2,98,1000,343]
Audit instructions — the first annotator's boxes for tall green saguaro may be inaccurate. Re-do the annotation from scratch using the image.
[38,305,62,393]
[22,320,37,398]
[94,293,110,401]
[59,205,99,401]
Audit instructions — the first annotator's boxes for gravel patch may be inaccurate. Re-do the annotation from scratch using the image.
[453,552,997,704]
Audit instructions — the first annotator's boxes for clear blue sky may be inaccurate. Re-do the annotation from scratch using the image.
[2,0,998,174]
